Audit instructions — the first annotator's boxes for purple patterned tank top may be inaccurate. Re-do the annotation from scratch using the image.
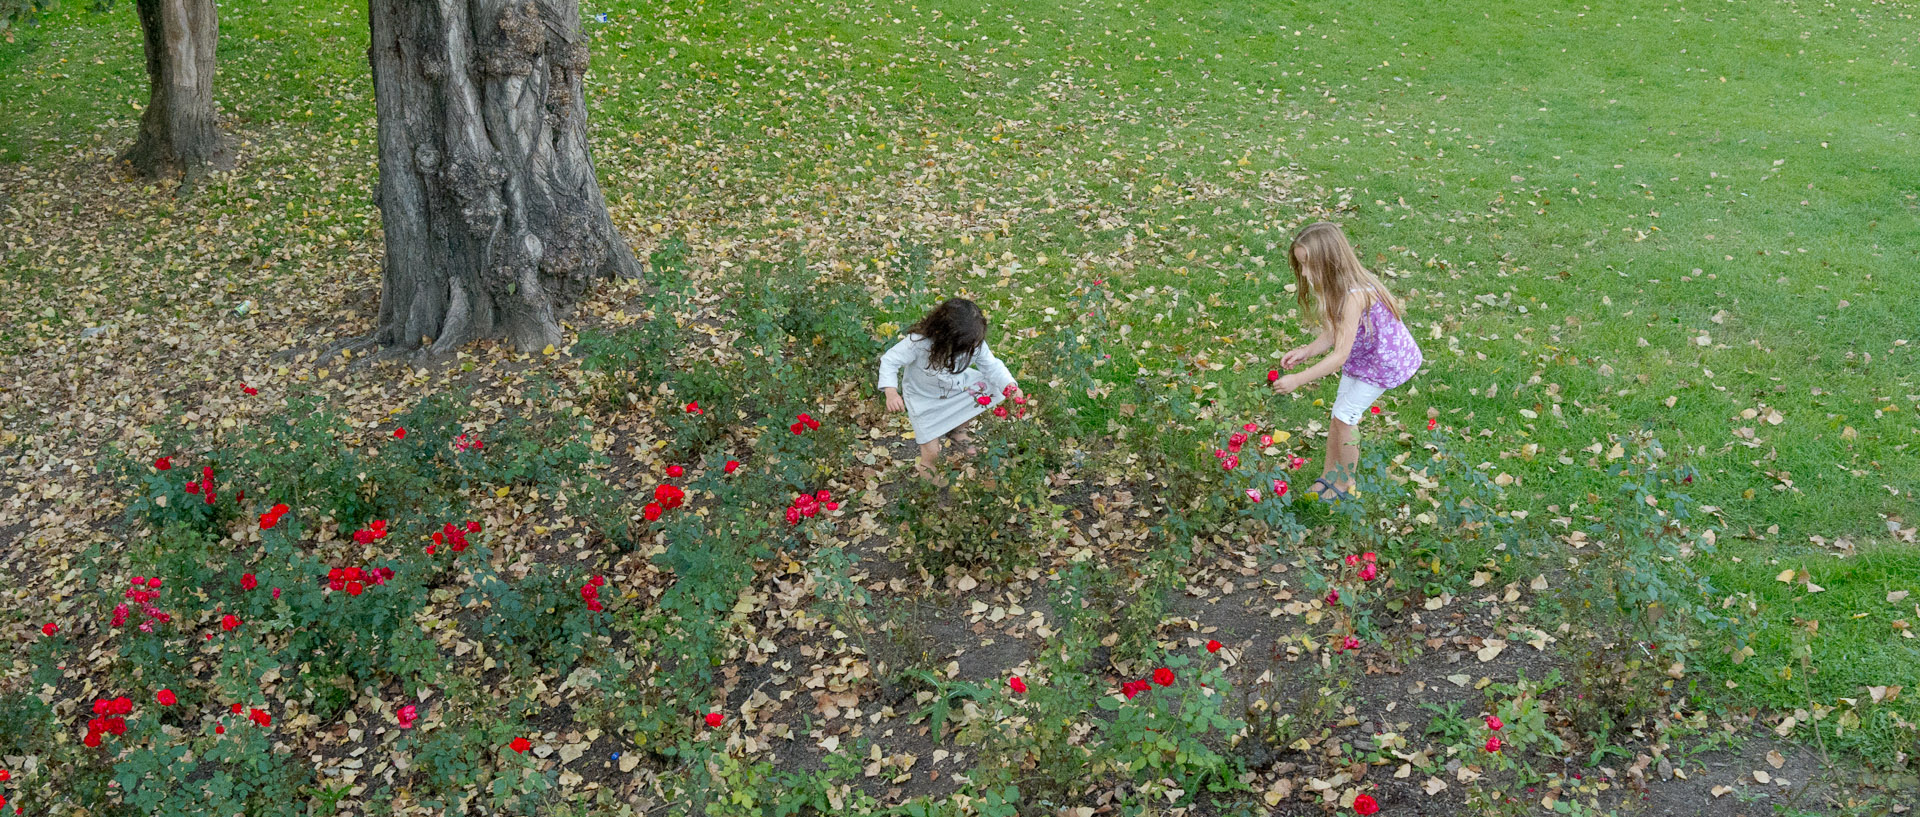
[1342,299,1423,389]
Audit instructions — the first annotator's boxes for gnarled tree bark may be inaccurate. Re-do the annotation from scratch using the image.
[122,0,232,179]
[366,0,639,355]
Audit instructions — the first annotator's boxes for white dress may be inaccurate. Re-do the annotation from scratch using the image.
[876,335,1016,441]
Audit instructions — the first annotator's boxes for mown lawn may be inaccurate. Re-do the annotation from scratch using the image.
[4,0,1916,766]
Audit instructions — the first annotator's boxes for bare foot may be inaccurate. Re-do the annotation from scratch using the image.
[947,431,980,457]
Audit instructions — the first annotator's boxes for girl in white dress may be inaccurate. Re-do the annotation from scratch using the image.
[877,298,1024,476]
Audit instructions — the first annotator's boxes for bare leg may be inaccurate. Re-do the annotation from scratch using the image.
[946,417,979,455]
[1321,418,1360,493]
[915,438,942,476]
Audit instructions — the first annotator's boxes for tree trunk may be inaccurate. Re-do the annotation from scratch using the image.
[365,0,640,355]
[123,0,232,179]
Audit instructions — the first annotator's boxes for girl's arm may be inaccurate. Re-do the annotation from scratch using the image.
[878,337,918,391]
[879,338,919,412]
[974,341,1019,395]
[1282,331,1334,369]
[1275,298,1363,393]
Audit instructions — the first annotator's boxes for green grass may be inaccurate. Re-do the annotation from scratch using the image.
[4,0,1916,760]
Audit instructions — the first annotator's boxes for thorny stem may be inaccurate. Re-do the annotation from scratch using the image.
[1783,620,1836,810]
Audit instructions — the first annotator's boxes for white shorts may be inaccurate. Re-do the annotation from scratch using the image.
[1330,374,1387,426]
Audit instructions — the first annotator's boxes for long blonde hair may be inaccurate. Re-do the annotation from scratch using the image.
[1288,222,1402,335]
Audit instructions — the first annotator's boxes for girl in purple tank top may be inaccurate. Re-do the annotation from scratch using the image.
[1270,222,1424,500]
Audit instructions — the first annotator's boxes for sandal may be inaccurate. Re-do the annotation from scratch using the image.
[1306,478,1353,502]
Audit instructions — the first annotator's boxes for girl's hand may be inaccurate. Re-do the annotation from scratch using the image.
[884,388,906,413]
[1280,346,1313,370]
[1271,374,1302,394]
[1004,384,1025,403]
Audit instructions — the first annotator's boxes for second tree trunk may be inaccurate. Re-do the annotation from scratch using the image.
[366,0,639,354]
[123,0,232,179]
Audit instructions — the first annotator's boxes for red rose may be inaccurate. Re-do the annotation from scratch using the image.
[156,689,176,706]
[685,401,702,414]
[510,737,531,753]
[154,457,172,471]
[242,384,258,396]
[1267,369,1280,382]
[1206,639,1222,653]
[354,529,374,544]
[704,712,725,728]
[590,575,605,587]
[993,406,1009,418]
[724,460,739,473]
[393,428,406,439]
[975,395,990,406]
[1353,793,1379,815]
[1343,635,1362,651]
[1121,680,1146,700]
[466,521,481,533]
[249,708,272,727]
[346,581,363,596]
[42,622,58,637]
[785,507,801,525]
[84,731,102,748]
[1485,714,1503,731]
[1485,735,1502,753]
[1370,406,1381,415]
[667,465,684,478]
[1427,418,1438,430]
[643,503,662,521]
[241,573,257,590]
[790,422,805,435]
[221,614,241,632]
[1152,667,1174,687]
[1009,676,1027,694]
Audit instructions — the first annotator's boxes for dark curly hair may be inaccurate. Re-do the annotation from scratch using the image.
[907,298,988,375]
